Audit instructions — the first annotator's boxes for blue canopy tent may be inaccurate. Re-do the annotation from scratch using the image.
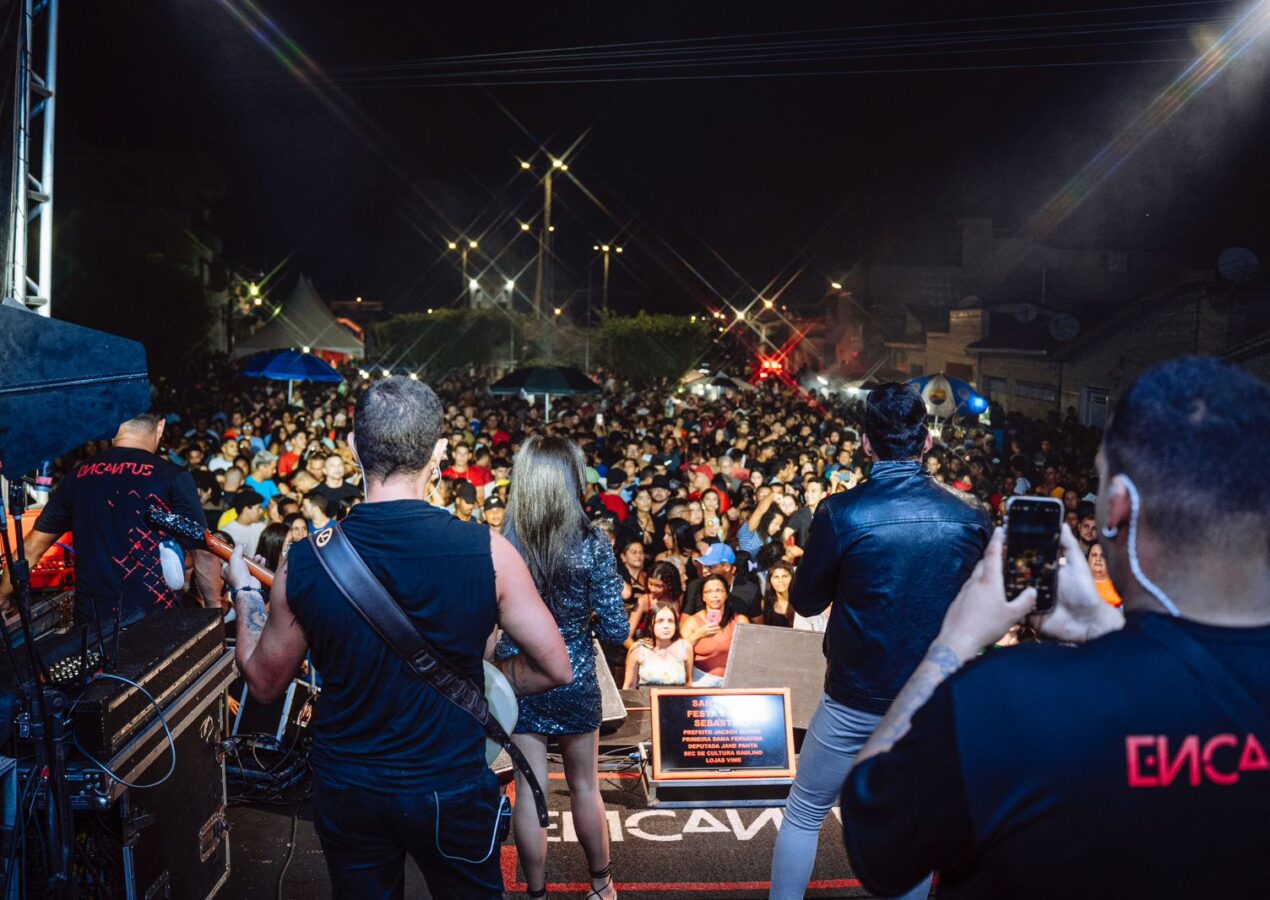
[906,373,989,420]
[240,349,343,404]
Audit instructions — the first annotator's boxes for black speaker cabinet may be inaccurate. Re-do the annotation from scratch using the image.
[75,651,235,899]
[723,624,825,731]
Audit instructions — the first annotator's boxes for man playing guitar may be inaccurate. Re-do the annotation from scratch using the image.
[225,377,571,899]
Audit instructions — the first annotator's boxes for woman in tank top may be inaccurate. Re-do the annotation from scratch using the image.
[681,574,750,686]
[623,602,693,688]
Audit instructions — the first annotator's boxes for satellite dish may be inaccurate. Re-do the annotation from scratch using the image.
[1014,303,1038,323]
[1049,313,1080,342]
[1218,247,1260,285]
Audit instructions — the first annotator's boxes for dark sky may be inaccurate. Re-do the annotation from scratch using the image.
[57,0,1270,316]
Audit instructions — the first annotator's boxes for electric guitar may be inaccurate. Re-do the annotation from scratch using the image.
[146,506,518,763]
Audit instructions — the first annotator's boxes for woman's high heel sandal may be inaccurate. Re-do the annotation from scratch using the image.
[587,864,615,900]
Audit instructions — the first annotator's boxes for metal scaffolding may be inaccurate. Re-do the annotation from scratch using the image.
[7,0,58,316]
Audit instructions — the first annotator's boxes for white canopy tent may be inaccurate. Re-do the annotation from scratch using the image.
[233,275,364,359]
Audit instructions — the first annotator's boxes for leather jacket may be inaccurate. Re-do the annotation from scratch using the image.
[792,460,991,714]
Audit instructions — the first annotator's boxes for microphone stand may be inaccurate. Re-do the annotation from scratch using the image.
[2,473,76,898]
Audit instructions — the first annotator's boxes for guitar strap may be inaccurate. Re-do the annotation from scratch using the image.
[308,523,550,827]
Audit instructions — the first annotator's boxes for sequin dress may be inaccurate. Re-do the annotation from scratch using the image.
[496,527,630,735]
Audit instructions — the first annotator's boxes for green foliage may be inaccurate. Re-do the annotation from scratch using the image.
[596,312,713,385]
[373,308,515,373]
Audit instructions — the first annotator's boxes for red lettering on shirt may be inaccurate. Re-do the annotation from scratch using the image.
[77,461,154,479]
[1126,735,1158,787]
[1158,735,1200,787]
[1127,733,1269,788]
[1200,734,1239,786]
[1239,734,1269,773]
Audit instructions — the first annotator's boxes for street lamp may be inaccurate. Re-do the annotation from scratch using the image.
[553,307,563,317]
[593,242,624,310]
[519,153,571,315]
[830,281,843,291]
[447,238,480,307]
[505,279,516,291]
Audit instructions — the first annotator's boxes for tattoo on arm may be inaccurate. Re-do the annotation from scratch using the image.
[500,654,527,695]
[861,643,963,759]
[235,589,268,636]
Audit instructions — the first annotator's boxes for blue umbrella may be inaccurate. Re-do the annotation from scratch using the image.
[240,349,343,403]
[906,373,989,419]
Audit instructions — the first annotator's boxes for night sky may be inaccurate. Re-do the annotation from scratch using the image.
[57,0,1270,316]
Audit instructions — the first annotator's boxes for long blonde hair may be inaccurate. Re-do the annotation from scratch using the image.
[502,436,591,608]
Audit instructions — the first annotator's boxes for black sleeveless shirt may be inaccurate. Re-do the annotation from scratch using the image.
[286,500,497,793]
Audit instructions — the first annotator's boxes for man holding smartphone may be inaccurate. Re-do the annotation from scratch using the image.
[839,358,1270,898]
[770,382,991,899]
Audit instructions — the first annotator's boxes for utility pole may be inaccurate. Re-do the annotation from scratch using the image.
[7,0,59,315]
[523,156,567,316]
[592,242,624,310]
[447,238,478,307]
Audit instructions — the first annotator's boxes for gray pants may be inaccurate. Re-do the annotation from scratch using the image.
[770,693,933,899]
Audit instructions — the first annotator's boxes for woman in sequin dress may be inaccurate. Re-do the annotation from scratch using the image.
[496,436,628,900]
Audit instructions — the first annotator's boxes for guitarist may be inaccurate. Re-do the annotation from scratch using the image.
[224,376,571,900]
[0,412,220,622]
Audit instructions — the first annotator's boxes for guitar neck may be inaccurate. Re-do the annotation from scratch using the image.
[204,531,275,588]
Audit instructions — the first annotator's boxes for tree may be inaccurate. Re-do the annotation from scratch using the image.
[372,309,514,374]
[596,312,713,385]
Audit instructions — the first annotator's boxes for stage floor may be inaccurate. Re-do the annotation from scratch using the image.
[222,693,914,898]
[224,767,884,899]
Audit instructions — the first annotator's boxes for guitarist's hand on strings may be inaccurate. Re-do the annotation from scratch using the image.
[222,544,262,594]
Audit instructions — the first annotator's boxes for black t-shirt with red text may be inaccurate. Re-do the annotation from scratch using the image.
[841,612,1270,899]
[35,447,205,617]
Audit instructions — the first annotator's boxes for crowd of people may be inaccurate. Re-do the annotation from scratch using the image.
[7,350,1267,900]
[70,357,1121,675]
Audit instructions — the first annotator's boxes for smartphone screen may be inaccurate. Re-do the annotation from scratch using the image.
[706,609,723,627]
[1004,497,1063,612]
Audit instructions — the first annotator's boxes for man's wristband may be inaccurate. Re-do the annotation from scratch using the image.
[230,586,263,602]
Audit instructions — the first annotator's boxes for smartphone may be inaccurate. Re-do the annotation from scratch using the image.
[596,413,604,426]
[1003,496,1063,612]
[706,609,723,627]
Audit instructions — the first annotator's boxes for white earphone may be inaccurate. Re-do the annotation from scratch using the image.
[1113,475,1181,618]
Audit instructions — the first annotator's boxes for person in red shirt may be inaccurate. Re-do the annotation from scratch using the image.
[599,470,629,522]
[441,443,493,493]
[277,430,308,479]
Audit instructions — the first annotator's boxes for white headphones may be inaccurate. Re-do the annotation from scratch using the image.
[1106,475,1181,618]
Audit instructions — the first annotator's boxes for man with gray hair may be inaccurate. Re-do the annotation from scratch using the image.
[223,376,571,899]
[0,412,218,621]
[244,450,281,505]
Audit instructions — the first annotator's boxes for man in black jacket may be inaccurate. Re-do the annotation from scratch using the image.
[770,383,990,899]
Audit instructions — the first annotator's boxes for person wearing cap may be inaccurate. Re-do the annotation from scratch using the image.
[681,542,761,620]
[599,470,629,522]
[453,479,480,524]
[482,494,506,533]
[245,450,282,506]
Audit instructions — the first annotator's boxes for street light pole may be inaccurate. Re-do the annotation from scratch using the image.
[525,156,567,316]
[447,238,479,307]
[592,243,624,310]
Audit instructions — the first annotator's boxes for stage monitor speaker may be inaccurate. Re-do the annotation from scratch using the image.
[596,639,627,733]
[0,303,150,477]
[723,624,824,731]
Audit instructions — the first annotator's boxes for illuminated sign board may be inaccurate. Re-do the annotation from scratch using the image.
[650,688,796,782]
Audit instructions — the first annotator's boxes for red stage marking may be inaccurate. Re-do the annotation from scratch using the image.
[502,773,863,893]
